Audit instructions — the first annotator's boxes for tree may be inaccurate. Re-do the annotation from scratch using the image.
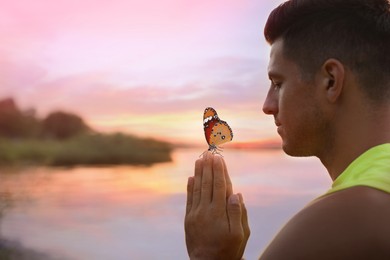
[42,111,90,140]
[0,98,40,138]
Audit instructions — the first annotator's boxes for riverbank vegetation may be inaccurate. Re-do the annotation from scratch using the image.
[0,134,172,166]
[0,98,172,166]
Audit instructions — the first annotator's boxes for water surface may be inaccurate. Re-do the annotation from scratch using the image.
[0,149,331,259]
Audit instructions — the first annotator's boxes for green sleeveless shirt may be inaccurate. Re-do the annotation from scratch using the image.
[325,143,390,195]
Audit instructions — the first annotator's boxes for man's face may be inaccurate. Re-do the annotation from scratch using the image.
[262,39,330,157]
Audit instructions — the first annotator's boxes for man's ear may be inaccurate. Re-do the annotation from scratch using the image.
[320,58,345,103]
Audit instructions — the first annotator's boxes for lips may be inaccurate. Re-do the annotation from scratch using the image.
[275,120,282,135]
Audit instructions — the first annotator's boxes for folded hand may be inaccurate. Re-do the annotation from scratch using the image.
[185,152,250,260]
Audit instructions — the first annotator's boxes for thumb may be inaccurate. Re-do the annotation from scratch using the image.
[227,194,242,235]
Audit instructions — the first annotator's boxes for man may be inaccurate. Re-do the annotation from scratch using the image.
[185,0,390,259]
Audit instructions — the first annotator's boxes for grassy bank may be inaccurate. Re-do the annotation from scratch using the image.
[0,133,172,166]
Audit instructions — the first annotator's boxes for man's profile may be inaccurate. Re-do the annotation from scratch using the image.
[184,0,390,259]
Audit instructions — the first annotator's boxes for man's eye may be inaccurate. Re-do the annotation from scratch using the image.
[271,81,282,89]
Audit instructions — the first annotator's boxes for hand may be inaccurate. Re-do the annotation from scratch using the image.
[185,152,250,260]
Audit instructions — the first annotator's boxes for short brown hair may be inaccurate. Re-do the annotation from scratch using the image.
[264,0,390,102]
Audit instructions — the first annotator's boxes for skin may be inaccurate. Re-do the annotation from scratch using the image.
[185,152,250,260]
[185,38,390,259]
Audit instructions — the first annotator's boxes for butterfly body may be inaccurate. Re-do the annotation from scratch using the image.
[203,107,233,154]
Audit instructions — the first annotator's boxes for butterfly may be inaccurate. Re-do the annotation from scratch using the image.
[203,107,233,154]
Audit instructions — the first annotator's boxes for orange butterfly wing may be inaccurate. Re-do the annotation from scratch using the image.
[203,107,218,120]
[203,107,233,148]
[208,120,233,146]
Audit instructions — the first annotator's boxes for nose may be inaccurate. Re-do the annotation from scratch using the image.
[262,88,278,115]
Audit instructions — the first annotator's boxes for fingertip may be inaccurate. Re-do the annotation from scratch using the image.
[213,154,222,164]
[238,193,243,203]
[228,194,240,205]
[202,150,210,159]
[202,152,215,171]
[195,158,203,166]
[194,159,203,174]
[203,151,215,162]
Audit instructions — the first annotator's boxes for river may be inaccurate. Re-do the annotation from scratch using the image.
[0,148,331,259]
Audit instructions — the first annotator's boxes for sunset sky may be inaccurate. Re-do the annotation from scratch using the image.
[0,0,285,145]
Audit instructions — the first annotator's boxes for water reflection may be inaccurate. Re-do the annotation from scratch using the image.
[0,149,331,259]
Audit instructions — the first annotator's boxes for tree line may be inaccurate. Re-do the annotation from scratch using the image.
[0,98,90,140]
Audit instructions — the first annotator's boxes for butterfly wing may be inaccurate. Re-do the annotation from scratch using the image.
[203,107,218,122]
[203,107,233,148]
[203,107,218,145]
[208,120,233,146]
[204,118,217,145]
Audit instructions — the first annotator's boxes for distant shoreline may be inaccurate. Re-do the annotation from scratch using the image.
[0,98,173,167]
[0,133,173,167]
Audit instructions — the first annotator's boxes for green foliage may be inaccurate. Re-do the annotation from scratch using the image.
[0,133,172,166]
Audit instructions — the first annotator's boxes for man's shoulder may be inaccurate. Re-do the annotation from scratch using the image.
[260,186,390,260]
[312,185,390,210]
[311,186,390,218]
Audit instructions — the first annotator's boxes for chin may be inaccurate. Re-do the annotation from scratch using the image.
[282,142,314,157]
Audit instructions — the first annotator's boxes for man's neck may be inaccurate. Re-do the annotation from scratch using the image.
[319,103,390,181]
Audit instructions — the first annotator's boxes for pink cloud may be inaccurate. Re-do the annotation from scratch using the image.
[0,59,47,91]
[0,0,283,142]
